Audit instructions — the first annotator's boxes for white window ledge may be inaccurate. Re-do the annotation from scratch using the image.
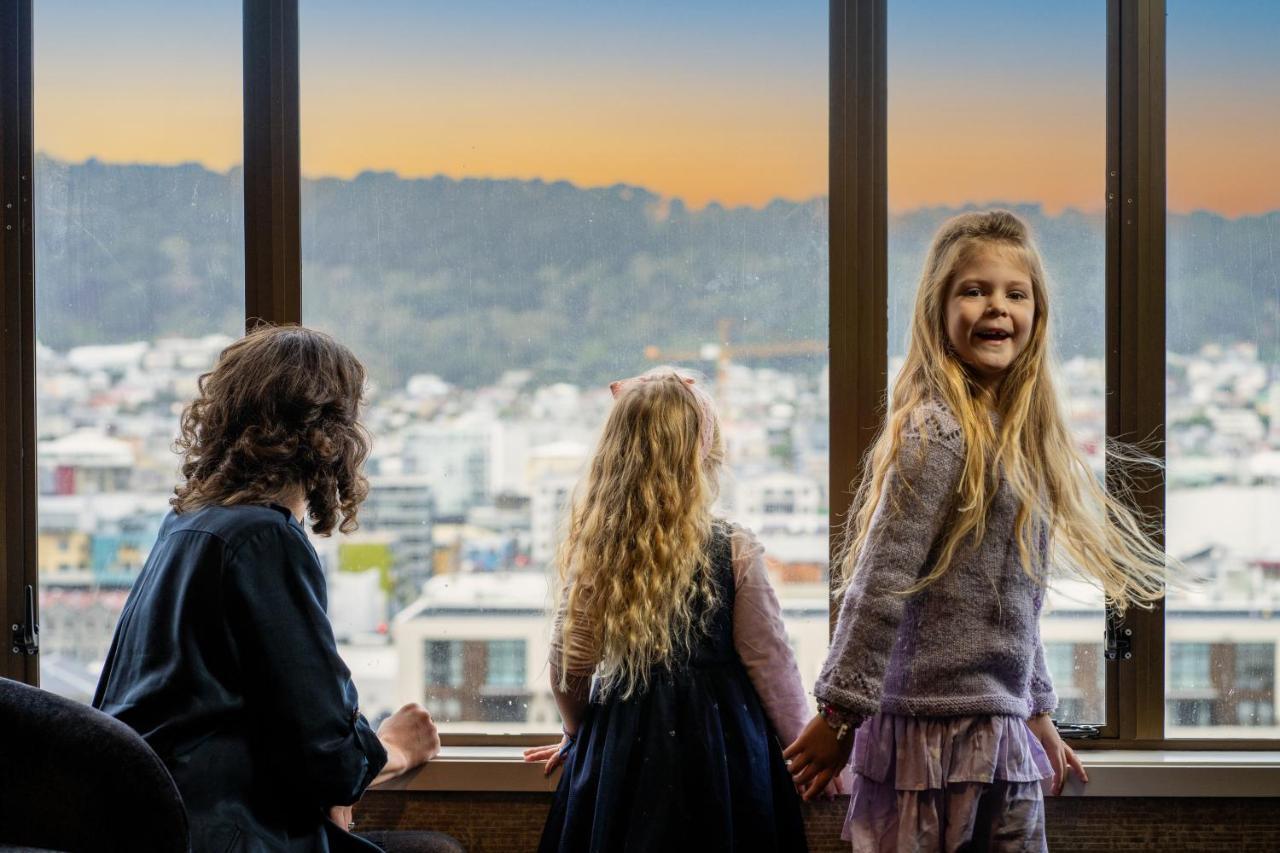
[371,746,561,793]
[371,747,1280,798]
[1055,750,1280,798]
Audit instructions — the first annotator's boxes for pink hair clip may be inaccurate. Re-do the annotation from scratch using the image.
[608,370,716,460]
[608,375,695,399]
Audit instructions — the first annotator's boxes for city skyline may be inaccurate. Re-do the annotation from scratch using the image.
[31,334,1280,735]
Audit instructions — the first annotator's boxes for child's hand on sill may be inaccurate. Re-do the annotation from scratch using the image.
[523,734,572,777]
[1027,712,1089,795]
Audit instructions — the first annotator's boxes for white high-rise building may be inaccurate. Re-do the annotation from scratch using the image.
[527,442,588,565]
[362,474,437,605]
[531,476,576,566]
[399,422,494,517]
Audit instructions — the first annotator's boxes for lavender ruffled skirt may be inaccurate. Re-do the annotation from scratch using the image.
[844,713,1053,853]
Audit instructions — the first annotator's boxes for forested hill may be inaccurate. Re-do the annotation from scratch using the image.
[34,156,1279,387]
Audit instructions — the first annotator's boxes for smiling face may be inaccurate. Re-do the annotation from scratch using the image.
[943,245,1037,393]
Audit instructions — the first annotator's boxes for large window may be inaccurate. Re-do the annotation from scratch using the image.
[4,0,1280,754]
[298,1,829,733]
[1165,0,1280,738]
[887,0,1107,725]
[31,1,242,701]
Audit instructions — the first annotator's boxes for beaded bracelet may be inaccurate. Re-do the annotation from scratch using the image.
[817,700,860,743]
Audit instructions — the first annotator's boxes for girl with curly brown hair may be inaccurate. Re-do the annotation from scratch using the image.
[169,322,373,537]
[93,325,458,853]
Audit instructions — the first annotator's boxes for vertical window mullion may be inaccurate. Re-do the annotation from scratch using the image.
[1107,0,1167,743]
[829,0,888,625]
[0,0,36,686]
[243,0,301,328]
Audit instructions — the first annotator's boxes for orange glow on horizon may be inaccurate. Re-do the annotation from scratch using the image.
[1167,93,1280,217]
[34,84,1280,217]
[36,80,830,210]
[297,86,828,209]
[888,89,1105,216]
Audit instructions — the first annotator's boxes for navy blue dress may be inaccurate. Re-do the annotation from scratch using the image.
[93,503,386,853]
[539,525,808,853]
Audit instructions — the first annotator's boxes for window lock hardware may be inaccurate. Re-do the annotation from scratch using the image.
[1052,721,1102,739]
[1104,615,1132,662]
[10,585,38,657]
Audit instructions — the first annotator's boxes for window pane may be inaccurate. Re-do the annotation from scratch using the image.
[34,2,243,701]
[888,1,1107,724]
[485,640,527,689]
[1166,0,1280,737]
[1169,643,1212,691]
[300,2,829,733]
[425,640,464,688]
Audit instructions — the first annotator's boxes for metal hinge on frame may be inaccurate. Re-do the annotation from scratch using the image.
[1104,612,1132,662]
[10,584,38,656]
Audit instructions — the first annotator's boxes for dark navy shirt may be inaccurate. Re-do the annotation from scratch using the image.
[93,503,387,852]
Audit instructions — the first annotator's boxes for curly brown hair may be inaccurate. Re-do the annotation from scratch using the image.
[171,324,371,535]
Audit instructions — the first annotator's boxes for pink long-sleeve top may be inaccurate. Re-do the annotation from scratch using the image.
[549,524,812,746]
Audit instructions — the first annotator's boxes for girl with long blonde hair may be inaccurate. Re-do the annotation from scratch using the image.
[784,211,1168,852]
[525,368,826,852]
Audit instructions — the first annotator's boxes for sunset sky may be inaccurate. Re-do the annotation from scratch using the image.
[31,0,1279,216]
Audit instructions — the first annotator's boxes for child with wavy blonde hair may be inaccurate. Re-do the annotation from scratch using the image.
[525,367,827,852]
[784,210,1168,852]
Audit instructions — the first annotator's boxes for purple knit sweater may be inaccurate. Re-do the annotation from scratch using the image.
[815,399,1058,719]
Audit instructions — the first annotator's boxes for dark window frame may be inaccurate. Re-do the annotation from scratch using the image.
[1,0,37,688]
[3,0,1277,750]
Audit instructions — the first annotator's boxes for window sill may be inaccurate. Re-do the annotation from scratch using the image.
[371,747,1280,797]
[371,746,561,793]
[1055,750,1280,797]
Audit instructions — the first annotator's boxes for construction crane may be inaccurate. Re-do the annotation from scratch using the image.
[644,318,825,393]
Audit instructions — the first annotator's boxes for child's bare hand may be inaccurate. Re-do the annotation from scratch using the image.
[1027,713,1088,795]
[377,703,441,770]
[522,735,572,776]
[783,714,856,801]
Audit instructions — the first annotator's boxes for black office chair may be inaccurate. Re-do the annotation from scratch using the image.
[0,676,188,853]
